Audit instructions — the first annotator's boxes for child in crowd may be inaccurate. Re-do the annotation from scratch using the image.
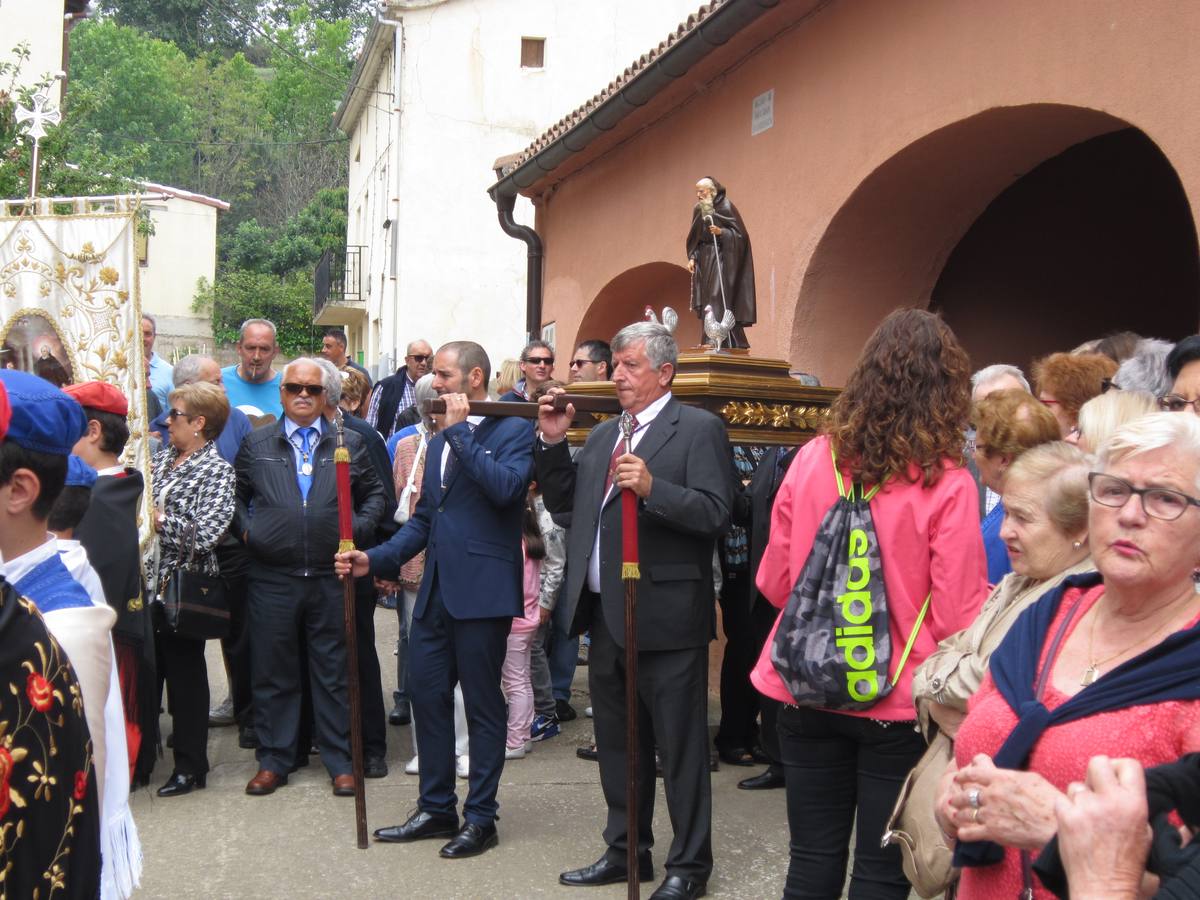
[502,488,548,759]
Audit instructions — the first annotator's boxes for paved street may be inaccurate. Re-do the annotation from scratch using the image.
[129,607,790,899]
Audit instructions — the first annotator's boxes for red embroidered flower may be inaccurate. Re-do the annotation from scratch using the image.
[26,672,53,712]
[74,769,88,801]
[0,746,12,818]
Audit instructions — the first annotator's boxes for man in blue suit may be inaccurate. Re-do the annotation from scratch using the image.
[336,340,533,859]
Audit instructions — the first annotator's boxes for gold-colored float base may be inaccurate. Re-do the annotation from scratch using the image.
[566,349,837,447]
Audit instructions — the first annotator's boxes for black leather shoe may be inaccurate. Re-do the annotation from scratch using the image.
[388,703,411,726]
[156,771,205,797]
[364,756,388,779]
[560,854,654,886]
[555,699,578,722]
[576,743,599,762]
[738,767,785,790]
[439,822,498,858]
[373,810,459,843]
[649,875,707,899]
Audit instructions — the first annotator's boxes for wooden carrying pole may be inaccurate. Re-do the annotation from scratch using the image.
[334,412,369,849]
[618,411,641,900]
[421,393,620,419]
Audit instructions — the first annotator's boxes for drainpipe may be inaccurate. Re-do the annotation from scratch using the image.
[494,192,544,341]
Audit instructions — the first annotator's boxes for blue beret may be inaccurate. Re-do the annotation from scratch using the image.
[65,454,97,488]
[0,369,88,455]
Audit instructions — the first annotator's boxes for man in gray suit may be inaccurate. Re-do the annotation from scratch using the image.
[535,322,733,900]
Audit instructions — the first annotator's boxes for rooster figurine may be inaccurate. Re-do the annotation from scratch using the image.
[703,304,736,351]
[643,305,679,334]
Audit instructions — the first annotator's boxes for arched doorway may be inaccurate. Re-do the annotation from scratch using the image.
[793,104,1199,383]
[574,262,698,351]
[931,128,1200,370]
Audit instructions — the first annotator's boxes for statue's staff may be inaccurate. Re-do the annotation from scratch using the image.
[334,410,369,849]
[618,409,642,900]
[703,213,730,317]
[422,394,620,420]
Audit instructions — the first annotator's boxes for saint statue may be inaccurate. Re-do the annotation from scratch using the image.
[686,177,756,349]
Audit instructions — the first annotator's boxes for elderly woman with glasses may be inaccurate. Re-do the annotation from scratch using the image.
[147,381,235,797]
[935,413,1200,900]
[1161,334,1200,415]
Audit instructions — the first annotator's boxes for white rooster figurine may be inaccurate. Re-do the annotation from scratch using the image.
[643,305,679,334]
[702,304,735,351]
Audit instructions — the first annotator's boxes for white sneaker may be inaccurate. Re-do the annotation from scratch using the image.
[525,740,533,753]
[208,695,235,726]
[585,706,594,718]
[504,746,526,760]
[404,755,419,775]
[455,755,469,778]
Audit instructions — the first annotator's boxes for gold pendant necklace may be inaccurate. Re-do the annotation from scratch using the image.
[1082,590,1196,686]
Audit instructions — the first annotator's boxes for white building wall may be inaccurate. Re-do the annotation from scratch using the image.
[0,0,66,102]
[139,197,219,359]
[343,0,704,380]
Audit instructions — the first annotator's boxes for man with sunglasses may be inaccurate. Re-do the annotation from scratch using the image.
[501,340,556,401]
[366,339,433,440]
[569,340,612,384]
[235,358,386,799]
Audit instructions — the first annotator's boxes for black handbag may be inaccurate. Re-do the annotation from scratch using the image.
[155,521,229,640]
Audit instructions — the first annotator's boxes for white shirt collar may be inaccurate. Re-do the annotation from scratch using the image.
[624,391,672,430]
[96,464,125,477]
[0,534,60,585]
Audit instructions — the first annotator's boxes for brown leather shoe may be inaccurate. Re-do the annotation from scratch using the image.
[332,774,356,797]
[245,769,287,795]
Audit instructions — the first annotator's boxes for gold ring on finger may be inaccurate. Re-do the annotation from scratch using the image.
[972,807,980,823]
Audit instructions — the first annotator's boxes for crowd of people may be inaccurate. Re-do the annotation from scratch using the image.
[5,308,1200,898]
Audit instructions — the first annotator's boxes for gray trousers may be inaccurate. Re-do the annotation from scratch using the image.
[530,621,557,717]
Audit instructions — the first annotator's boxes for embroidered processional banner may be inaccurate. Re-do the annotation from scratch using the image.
[0,198,153,541]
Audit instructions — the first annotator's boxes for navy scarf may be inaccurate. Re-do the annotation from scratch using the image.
[955,571,1200,867]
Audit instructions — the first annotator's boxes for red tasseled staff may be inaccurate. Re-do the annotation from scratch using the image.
[618,411,641,900]
[334,411,368,849]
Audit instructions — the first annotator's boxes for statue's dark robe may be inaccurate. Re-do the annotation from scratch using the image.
[686,178,757,347]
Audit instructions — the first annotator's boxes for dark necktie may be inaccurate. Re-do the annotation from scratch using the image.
[602,415,639,498]
[295,427,315,499]
[441,422,476,488]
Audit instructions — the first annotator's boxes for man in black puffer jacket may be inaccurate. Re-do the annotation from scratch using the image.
[235,357,386,798]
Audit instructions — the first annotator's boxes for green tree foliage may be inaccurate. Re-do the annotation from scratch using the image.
[193,271,316,357]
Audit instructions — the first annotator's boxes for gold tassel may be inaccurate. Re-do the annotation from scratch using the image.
[338,540,356,553]
[621,563,640,579]
[334,447,351,463]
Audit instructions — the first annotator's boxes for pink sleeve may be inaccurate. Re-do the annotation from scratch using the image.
[756,460,797,609]
[927,468,989,643]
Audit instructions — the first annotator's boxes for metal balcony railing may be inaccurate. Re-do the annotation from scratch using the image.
[314,245,365,315]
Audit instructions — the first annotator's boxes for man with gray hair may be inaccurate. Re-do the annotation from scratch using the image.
[1114,338,1174,398]
[535,321,734,899]
[970,363,1030,400]
[221,318,283,419]
[236,357,386,798]
[150,355,253,465]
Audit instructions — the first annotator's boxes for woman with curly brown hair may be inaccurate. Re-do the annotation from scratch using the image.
[751,308,989,899]
[1032,351,1118,438]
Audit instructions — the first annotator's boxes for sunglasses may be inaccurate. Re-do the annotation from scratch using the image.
[282,382,325,397]
[408,354,431,363]
[524,357,554,366]
[568,358,595,369]
[166,407,193,421]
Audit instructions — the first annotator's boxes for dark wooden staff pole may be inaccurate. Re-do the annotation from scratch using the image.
[617,411,641,900]
[421,393,620,419]
[334,411,369,848]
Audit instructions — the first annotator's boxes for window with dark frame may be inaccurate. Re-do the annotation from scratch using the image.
[521,37,545,69]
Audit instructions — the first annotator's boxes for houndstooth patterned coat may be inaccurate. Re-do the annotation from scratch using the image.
[145,441,236,596]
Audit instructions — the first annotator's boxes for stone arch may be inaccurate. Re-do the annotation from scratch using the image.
[792,104,1198,382]
[574,262,699,351]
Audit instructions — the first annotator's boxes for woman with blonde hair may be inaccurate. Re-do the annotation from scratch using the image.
[1067,389,1157,453]
[493,358,521,398]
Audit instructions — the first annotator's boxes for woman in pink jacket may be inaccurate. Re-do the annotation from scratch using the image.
[752,308,988,899]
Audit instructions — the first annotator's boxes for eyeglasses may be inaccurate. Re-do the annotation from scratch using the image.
[407,354,430,363]
[1158,394,1200,414]
[282,382,325,397]
[1088,472,1200,521]
[568,358,595,369]
[166,407,193,421]
[524,357,554,367]
[1101,377,1117,394]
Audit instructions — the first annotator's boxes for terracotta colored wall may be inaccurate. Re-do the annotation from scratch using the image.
[534,0,1200,385]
